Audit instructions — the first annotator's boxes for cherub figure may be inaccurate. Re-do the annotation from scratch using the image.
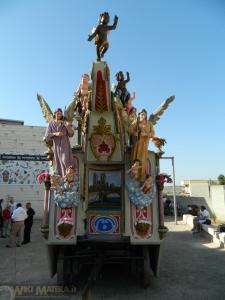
[141,174,153,194]
[74,74,91,116]
[78,73,90,97]
[50,175,62,194]
[127,159,142,181]
[115,71,130,106]
[88,12,118,61]
[63,165,75,187]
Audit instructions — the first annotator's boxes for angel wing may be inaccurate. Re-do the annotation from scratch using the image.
[37,94,53,122]
[64,97,77,122]
[149,95,175,125]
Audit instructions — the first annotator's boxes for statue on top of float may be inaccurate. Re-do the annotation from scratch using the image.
[128,96,175,180]
[125,95,175,209]
[87,12,119,61]
[111,68,175,209]
[111,69,175,179]
[37,94,80,208]
[36,12,175,210]
[37,94,77,178]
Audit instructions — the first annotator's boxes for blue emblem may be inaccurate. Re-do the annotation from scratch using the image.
[94,216,116,233]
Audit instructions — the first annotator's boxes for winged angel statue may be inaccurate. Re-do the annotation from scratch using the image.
[129,95,175,179]
[148,95,175,126]
[37,94,77,177]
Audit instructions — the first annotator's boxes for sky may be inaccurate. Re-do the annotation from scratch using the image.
[0,0,225,184]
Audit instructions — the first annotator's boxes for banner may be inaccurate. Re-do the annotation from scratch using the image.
[0,159,49,184]
[0,154,48,161]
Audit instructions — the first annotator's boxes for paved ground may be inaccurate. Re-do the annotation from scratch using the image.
[0,218,225,300]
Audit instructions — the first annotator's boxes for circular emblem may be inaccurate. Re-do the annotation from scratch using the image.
[93,216,117,233]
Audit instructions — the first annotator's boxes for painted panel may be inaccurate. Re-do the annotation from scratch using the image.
[88,169,122,209]
[0,160,49,184]
[55,207,76,240]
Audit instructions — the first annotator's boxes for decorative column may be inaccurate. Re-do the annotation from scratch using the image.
[39,176,51,239]
[158,185,165,227]
[43,183,50,223]
[156,173,171,239]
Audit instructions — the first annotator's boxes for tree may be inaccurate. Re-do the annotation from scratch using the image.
[217,174,225,185]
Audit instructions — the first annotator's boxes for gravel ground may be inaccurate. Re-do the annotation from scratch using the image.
[0,218,225,300]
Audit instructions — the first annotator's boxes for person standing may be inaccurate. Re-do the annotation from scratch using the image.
[22,202,35,244]
[2,203,11,238]
[0,199,4,237]
[8,197,17,215]
[6,203,27,248]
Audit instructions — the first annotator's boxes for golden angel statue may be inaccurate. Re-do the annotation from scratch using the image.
[129,96,175,180]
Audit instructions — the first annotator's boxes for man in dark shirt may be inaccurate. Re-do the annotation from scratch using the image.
[22,202,35,244]
[0,199,4,237]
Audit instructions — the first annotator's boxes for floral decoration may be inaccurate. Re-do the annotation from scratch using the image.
[156,173,172,191]
[37,171,51,190]
[152,136,167,150]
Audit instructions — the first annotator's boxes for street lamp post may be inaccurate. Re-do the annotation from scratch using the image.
[160,156,177,225]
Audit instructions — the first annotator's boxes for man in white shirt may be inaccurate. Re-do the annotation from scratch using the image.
[198,206,210,224]
[6,203,27,247]
[192,206,211,233]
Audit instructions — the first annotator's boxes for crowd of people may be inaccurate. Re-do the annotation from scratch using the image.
[0,198,35,247]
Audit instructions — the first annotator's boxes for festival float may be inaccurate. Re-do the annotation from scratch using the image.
[37,12,174,288]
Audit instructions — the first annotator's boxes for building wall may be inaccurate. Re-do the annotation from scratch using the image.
[0,121,78,218]
[211,185,225,222]
[0,122,77,155]
[180,180,213,209]
[0,122,48,217]
[0,123,46,155]
[1,185,45,218]
[180,179,225,221]
[189,181,210,199]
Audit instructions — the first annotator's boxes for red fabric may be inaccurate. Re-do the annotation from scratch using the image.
[3,208,11,220]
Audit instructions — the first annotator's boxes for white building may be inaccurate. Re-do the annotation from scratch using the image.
[181,179,225,222]
[0,118,49,217]
[0,118,78,218]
